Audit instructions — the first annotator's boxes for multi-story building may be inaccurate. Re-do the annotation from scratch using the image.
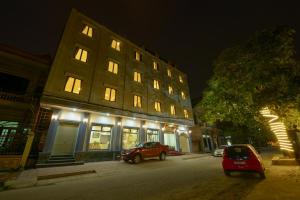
[39,9,194,163]
[0,45,50,169]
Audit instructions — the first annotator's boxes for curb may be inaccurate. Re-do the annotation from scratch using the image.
[37,170,96,180]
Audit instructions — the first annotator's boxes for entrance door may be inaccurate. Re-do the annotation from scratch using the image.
[164,132,177,150]
[52,123,79,155]
[179,134,190,152]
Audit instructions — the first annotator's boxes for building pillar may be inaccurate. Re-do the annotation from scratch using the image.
[75,113,89,152]
[175,130,180,151]
[140,120,146,143]
[113,117,122,152]
[42,109,60,153]
[159,123,164,144]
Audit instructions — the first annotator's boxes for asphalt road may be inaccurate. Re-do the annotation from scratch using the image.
[0,154,269,200]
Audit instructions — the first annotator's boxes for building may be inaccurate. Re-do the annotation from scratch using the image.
[0,45,50,169]
[38,9,194,163]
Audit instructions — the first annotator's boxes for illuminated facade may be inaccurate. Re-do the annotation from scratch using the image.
[39,9,194,162]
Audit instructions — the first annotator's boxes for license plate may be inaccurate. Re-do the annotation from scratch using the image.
[234,161,246,165]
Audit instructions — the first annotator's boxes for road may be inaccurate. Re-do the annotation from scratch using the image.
[0,153,299,200]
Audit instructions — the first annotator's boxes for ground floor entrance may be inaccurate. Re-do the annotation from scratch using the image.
[179,134,190,152]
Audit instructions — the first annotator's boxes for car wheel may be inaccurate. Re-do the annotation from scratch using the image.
[159,152,166,161]
[124,159,129,163]
[133,154,141,164]
[224,170,231,176]
[259,172,266,179]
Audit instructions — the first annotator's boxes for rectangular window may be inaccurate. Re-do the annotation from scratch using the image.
[74,48,88,63]
[184,109,189,118]
[134,95,142,108]
[135,51,142,61]
[181,91,186,100]
[146,129,159,142]
[170,105,176,115]
[168,86,173,95]
[108,61,118,74]
[167,69,172,77]
[154,101,161,112]
[153,61,158,70]
[64,77,81,94]
[89,125,112,150]
[153,80,160,89]
[134,72,141,83]
[179,75,183,83]
[111,40,120,51]
[122,128,139,149]
[82,25,93,37]
[104,88,116,102]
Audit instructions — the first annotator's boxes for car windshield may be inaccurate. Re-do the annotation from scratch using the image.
[227,146,249,160]
[135,143,144,148]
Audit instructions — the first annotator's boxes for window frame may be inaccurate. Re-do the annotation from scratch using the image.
[81,24,93,38]
[133,95,142,108]
[154,101,161,112]
[88,124,113,151]
[133,71,142,83]
[153,80,160,90]
[111,39,121,51]
[104,87,117,102]
[107,60,119,74]
[74,47,88,63]
[64,76,82,94]
[170,105,176,115]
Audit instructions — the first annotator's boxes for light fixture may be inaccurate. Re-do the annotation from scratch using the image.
[142,124,147,129]
[161,127,165,131]
[133,117,136,120]
[189,130,192,134]
[83,118,88,123]
[260,107,294,152]
[117,121,122,126]
[106,113,110,116]
[72,108,77,112]
[51,114,58,120]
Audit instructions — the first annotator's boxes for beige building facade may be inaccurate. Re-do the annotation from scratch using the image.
[40,9,194,162]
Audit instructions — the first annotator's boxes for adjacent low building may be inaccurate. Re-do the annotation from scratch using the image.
[38,9,194,163]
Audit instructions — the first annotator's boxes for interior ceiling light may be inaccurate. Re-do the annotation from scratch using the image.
[260,107,294,152]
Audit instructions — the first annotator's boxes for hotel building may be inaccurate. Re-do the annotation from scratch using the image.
[39,9,194,163]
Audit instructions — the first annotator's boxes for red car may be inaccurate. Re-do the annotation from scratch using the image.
[222,144,265,178]
[122,142,169,164]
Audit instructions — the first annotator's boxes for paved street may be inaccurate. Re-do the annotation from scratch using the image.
[0,153,299,200]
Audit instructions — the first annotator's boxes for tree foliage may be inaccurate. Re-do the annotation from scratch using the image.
[197,26,300,144]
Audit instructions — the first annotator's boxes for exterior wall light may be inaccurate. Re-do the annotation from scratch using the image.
[142,124,147,129]
[72,108,77,112]
[188,130,192,133]
[83,118,88,123]
[51,115,58,120]
[161,127,165,131]
[117,121,122,126]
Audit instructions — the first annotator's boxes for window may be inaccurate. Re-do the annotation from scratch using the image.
[122,128,139,149]
[89,125,111,150]
[74,48,88,63]
[184,109,189,118]
[167,69,172,77]
[82,25,93,37]
[153,80,160,89]
[153,61,158,70]
[134,95,142,108]
[108,61,118,74]
[181,91,186,100]
[170,105,176,115]
[64,77,81,94]
[104,88,116,102]
[146,129,159,142]
[179,75,183,83]
[134,72,141,83]
[154,101,161,112]
[111,40,120,51]
[135,51,142,61]
[168,86,173,95]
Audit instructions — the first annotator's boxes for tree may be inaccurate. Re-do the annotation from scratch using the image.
[198,26,300,146]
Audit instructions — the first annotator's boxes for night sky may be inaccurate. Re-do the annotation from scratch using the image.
[1,0,300,101]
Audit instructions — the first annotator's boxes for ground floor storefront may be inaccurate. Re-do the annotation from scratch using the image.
[38,107,192,163]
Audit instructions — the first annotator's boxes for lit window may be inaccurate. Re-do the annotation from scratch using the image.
[122,128,139,149]
[147,129,159,142]
[154,101,161,112]
[184,109,189,118]
[89,125,111,150]
[64,77,81,94]
[135,51,142,61]
[74,48,88,63]
[179,75,183,83]
[134,95,142,108]
[104,88,116,102]
[153,80,160,90]
[153,61,158,70]
[170,105,176,115]
[108,61,118,74]
[167,69,172,77]
[181,91,186,100]
[111,40,120,51]
[82,25,93,37]
[168,86,173,95]
[134,72,141,83]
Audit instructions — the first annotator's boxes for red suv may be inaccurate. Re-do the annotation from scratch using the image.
[222,144,265,178]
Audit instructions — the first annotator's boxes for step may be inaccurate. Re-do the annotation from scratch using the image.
[49,156,75,160]
[36,161,84,168]
[49,155,74,158]
[47,159,76,163]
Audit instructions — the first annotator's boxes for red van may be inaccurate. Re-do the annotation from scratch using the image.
[222,144,265,178]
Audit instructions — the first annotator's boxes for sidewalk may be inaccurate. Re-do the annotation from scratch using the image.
[1,153,210,190]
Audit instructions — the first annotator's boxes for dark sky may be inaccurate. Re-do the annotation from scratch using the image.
[1,0,300,101]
